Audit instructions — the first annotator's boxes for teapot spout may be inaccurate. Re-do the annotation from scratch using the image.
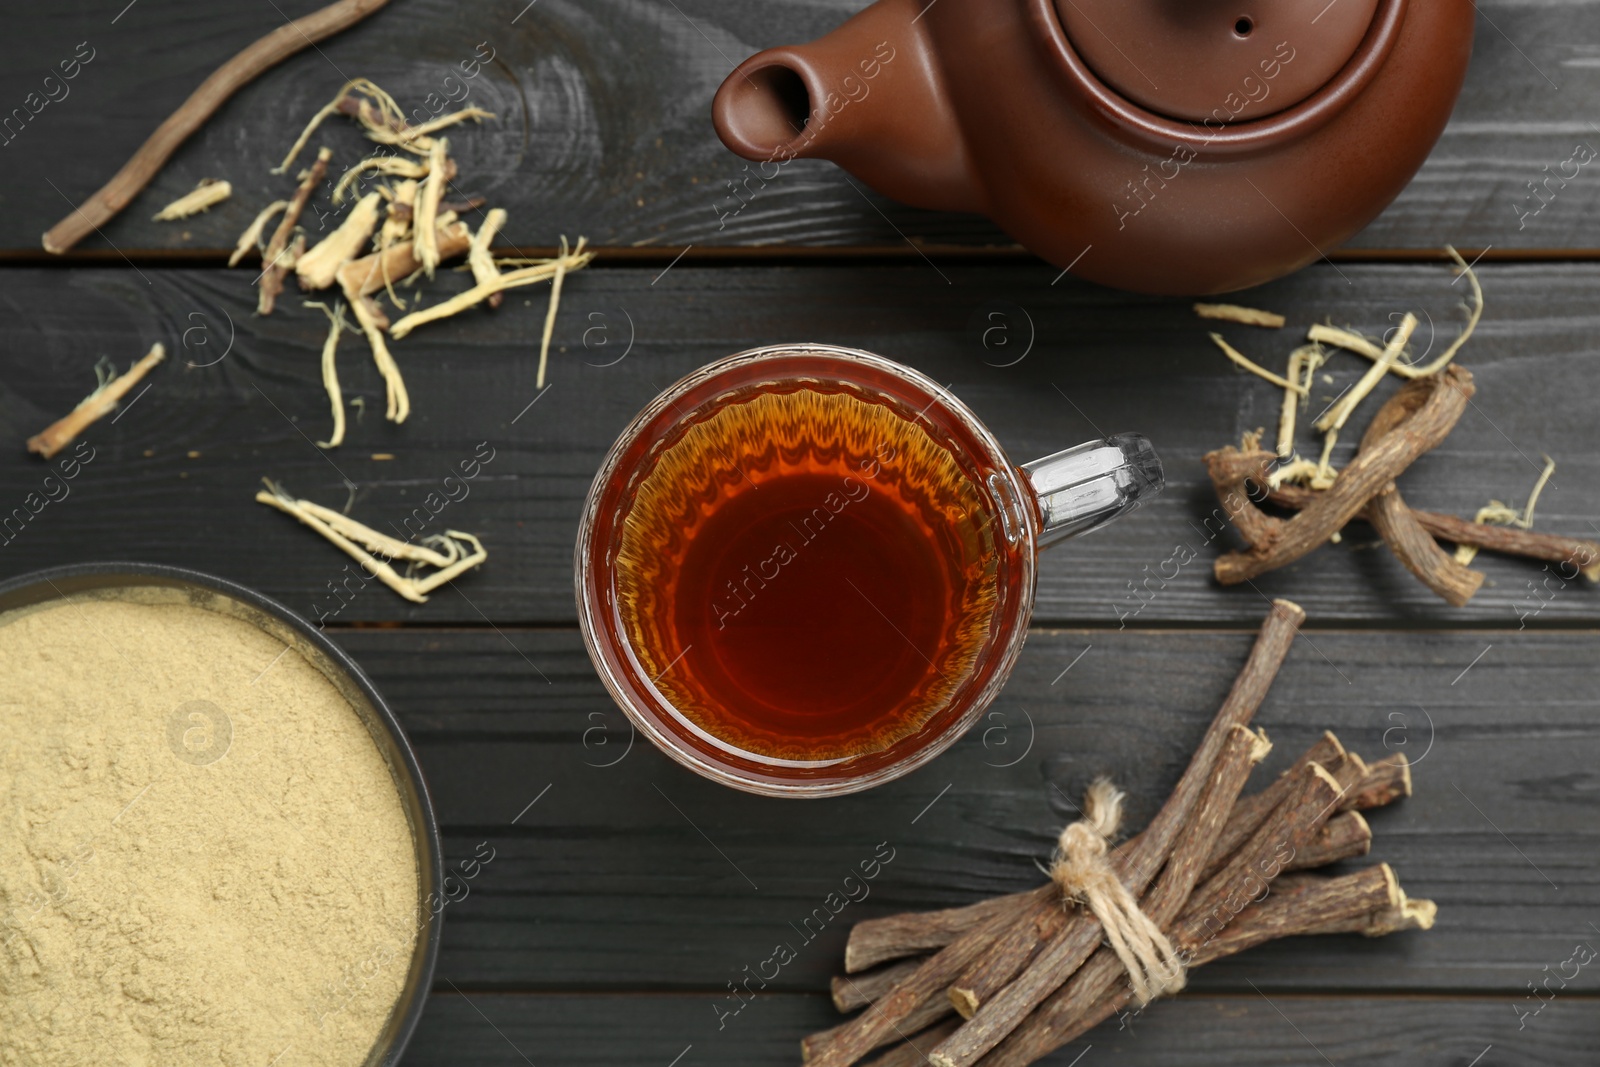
[711,0,980,214]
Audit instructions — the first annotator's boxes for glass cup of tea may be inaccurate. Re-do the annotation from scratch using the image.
[575,344,1162,797]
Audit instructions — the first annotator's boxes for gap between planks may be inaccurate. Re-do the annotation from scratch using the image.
[317,620,1600,635]
[420,987,1600,1001]
[6,246,1600,270]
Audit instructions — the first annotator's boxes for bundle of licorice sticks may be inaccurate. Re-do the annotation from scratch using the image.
[804,601,1433,1067]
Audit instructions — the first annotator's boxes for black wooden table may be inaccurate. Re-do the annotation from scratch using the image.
[3,3,1598,1064]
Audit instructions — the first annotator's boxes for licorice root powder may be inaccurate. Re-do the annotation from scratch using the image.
[0,591,419,1066]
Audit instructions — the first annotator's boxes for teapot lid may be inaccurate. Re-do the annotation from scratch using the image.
[1056,0,1380,124]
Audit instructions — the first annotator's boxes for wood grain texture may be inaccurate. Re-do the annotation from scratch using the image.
[403,992,1600,1065]
[329,628,1600,993]
[0,262,1595,626]
[5,4,1597,1059]
[0,0,1597,256]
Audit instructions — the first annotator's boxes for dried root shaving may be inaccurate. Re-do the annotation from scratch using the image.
[1454,455,1557,565]
[304,300,352,448]
[413,137,449,277]
[1276,343,1325,459]
[277,78,402,173]
[229,198,289,267]
[152,178,232,220]
[255,479,487,603]
[347,290,409,423]
[368,106,494,147]
[27,343,166,458]
[296,191,382,290]
[376,179,419,308]
[1210,333,1307,395]
[387,238,592,340]
[1194,303,1285,329]
[333,155,429,205]
[259,147,332,315]
[468,207,508,308]
[537,236,581,389]
[1316,313,1417,435]
[1308,247,1483,381]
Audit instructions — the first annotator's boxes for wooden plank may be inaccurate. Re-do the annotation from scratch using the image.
[339,628,1600,993]
[0,261,1595,626]
[1,0,1597,256]
[404,991,1600,1065]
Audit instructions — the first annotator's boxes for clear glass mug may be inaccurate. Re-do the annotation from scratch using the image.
[575,344,1162,797]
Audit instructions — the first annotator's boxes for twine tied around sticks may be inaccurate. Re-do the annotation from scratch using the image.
[1049,778,1187,1006]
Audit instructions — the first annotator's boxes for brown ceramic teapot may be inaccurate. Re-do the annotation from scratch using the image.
[712,0,1474,294]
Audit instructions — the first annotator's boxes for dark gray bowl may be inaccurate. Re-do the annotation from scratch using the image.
[0,562,443,1067]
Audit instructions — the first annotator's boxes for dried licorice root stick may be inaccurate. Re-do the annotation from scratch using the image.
[819,602,1306,1054]
[980,763,1348,1067]
[801,884,1057,1065]
[1211,333,1307,394]
[947,725,1270,1029]
[347,293,409,423]
[255,481,428,604]
[908,603,1305,1067]
[469,207,509,308]
[1295,869,1437,936]
[152,178,231,220]
[860,1019,962,1067]
[1308,246,1483,382]
[1201,743,1364,882]
[1296,810,1372,869]
[845,895,1026,975]
[984,864,1427,1067]
[1353,372,1486,605]
[1202,732,1345,874]
[924,608,1302,1028]
[1210,366,1474,585]
[834,958,928,1013]
[1348,753,1412,809]
[1434,513,1600,581]
[1213,450,1600,581]
[832,764,1395,1049]
[41,0,390,254]
[229,199,288,267]
[946,724,1269,1023]
[1315,312,1416,436]
[1178,762,1346,948]
[839,746,1407,979]
[413,137,449,275]
[296,191,383,291]
[537,236,580,388]
[1368,485,1485,605]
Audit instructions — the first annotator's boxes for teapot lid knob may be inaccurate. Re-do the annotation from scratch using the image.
[1056,0,1381,123]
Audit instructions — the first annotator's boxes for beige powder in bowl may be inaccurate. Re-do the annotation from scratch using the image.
[0,590,420,1066]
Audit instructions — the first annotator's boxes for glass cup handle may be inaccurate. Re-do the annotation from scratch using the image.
[1020,433,1164,547]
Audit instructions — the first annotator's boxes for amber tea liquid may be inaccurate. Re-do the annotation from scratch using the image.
[611,384,1007,765]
